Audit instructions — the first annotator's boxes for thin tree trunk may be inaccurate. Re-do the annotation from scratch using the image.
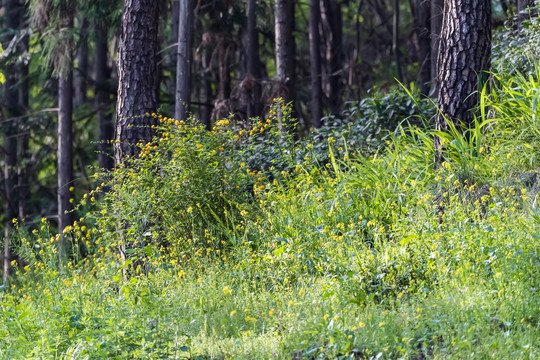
[200,43,212,129]
[219,67,231,101]
[310,0,323,128]
[171,0,180,68]
[368,0,394,37]
[175,0,193,121]
[96,24,113,170]
[18,0,30,220]
[218,41,231,101]
[393,0,403,82]
[435,0,491,155]
[275,0,296,102]
[17,60,29,220]
[431,0,444,96]
[3,127,17,283]
[321,0,342,115]
[353,0,365,99]
[155,1,165,109]
[57,0,76,240]
[75,18,89,107]
[170,0,180,114]
[275,0,296,130]
[2,0,21,283]
[58,70,74,245]
[115,0,160,164]
[17,134,29,220]
[245,0,262,119]
[411,0,431,96]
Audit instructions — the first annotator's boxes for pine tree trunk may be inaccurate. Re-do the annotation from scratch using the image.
[75,18,89,107]
[200,44,212,129]
[392,0,403,83]
[321,0,342,115]
[3,125,17,283]
[56,0,76,240]
[431,0,444,95]
[96,24,113,170]
[246,0,262,119]
[171,0,180,69]
[2,0,21,283]
[275,0,296,103]
[175,0,193,121]
[115,0,160,165]
[58,71,74,244]
[17,0,29,221]
[435,0,491,141]
[218,45,231,101]
[309,0,323,128]
[412,0,431,96]
[170,0,180,115]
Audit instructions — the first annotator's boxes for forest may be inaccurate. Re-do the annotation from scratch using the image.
[0,0,540,358]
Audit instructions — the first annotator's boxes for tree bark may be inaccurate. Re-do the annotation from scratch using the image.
[58,69,74,244]
[309,0,323,128]
[17,0,30,220]
[321,0,342,115]
[435,0,491,142]
[392,0,403,83]
[218,39,231,101]
[56,0,76,239]
[175,0,193,121]
[3,124,17,283]
[200,41,213,129]
[96,24,113,170]
[75,18,89,107]
[275,0,296,103]
[411,0,431,96]
[171,0,180,69]
[431,0,444,95]
[170,0,180,115]
[245,0,262,119]
[115,0,160,165]
[2,0,21,283]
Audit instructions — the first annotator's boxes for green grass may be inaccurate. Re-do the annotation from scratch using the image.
[2,77,540,359]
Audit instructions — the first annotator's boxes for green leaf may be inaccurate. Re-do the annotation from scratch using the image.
[399,234,415,246]
[143,244,153,257]
[273,246,285,257]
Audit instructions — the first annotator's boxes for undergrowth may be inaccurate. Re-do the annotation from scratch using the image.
[1,68,540,359]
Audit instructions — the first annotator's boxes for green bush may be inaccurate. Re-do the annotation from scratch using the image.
[299,86,435,165]
[493,3,540,75]
[92,115,262,267]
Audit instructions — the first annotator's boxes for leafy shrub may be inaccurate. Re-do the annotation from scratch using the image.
[70,102,303,270]
[493,3,540,75]
[299,86,435,165]
[93,116,252,266]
